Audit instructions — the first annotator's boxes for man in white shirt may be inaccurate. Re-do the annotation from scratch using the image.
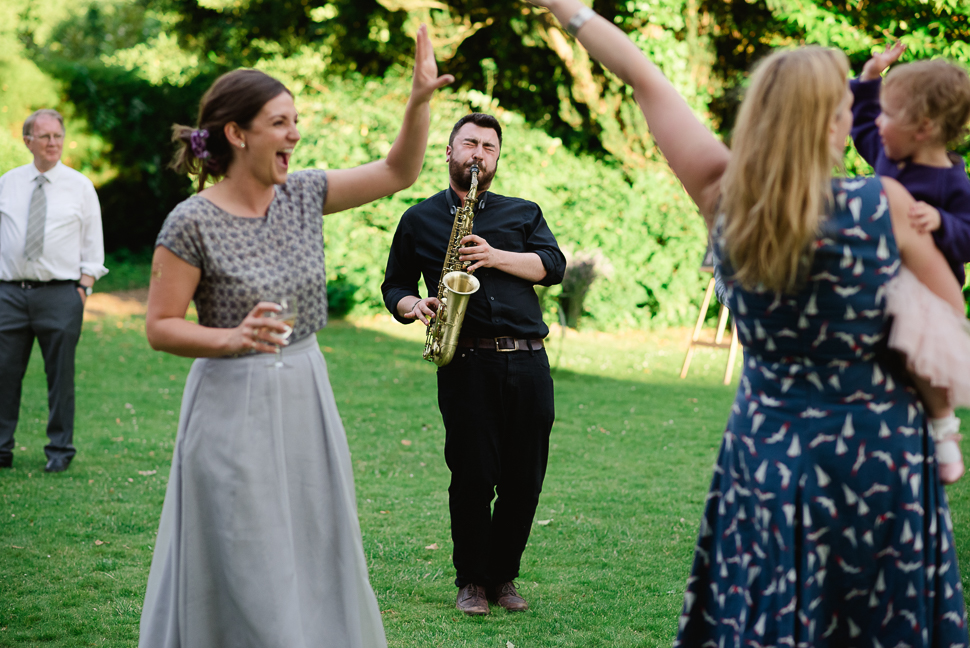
[0,109,107,473]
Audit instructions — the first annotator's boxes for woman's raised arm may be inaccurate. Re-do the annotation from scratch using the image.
[323,24,454,215]
[528,0,730,224]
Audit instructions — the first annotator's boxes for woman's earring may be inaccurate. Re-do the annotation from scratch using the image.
[240,142,246,148]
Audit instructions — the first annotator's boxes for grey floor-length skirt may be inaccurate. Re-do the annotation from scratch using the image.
[139,335,387,648]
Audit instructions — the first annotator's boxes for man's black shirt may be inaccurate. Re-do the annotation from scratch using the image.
[382,187,565,339]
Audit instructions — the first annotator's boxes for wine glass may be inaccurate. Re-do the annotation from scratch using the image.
[267,295,298,368]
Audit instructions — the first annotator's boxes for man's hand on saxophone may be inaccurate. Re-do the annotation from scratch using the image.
[397,295,440,326]
[457,235,496,273]
[458,235,548,282]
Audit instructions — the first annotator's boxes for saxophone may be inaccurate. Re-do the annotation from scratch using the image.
[423,165,482,366]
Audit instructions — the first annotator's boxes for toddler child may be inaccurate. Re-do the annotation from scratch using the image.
[852,44,970,484]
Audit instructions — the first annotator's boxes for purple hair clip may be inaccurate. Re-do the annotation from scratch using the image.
[190,129,210,160]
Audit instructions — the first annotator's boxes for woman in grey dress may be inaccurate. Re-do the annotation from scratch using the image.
[139,26,452,648]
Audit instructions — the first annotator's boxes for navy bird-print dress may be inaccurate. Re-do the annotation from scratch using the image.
[674,177,968,648]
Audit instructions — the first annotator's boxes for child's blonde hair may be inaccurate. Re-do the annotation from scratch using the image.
[721,46,849,294]
[883,60,970,146]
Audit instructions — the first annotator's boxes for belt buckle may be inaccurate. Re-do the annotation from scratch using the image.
[495,337,516,352]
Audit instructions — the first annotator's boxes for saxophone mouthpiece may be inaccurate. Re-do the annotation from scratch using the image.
[471,165,479,176]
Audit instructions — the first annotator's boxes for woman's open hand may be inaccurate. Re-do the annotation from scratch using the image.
[321,24,452,214]
[410,24,454,104]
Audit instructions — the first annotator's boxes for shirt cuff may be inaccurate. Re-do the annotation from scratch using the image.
[533,250,564,287]
[383,288,416,324]
[79,263,109,281]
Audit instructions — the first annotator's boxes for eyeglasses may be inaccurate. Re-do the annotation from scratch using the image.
[28,133,64,143]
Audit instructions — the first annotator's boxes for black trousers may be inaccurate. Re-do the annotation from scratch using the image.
[436,345,555,588]
[0,282,84,462]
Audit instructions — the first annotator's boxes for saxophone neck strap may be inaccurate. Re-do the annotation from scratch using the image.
[447,187,488,215]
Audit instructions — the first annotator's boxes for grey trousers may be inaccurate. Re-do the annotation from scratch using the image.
[0,281,84,461]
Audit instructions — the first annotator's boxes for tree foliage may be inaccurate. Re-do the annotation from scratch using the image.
[2,0,969,328]
[255,64,708,328]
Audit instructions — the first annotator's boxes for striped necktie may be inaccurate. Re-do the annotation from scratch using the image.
[24,174,48,261]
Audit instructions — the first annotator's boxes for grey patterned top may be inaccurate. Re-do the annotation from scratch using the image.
[156,170,329,349]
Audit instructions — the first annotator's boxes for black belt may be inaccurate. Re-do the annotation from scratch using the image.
[1,279,77,289]
[457,337,544,352]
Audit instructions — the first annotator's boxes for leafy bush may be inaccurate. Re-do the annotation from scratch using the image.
[10,0,970,330]
[0,129,31,175]
[326,276,361,318]
[96,248,153,293]
[37,58,212,251]
[262,61,709,329]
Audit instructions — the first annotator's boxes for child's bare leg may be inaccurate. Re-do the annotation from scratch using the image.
[912,374,965,484]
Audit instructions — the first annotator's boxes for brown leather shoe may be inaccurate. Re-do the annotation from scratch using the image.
[489,581,529,612]
[456,584,490,616]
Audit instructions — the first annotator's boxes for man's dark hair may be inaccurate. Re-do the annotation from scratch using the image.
[448,113,503,149]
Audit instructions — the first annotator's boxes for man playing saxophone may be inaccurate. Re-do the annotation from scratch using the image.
[382,113,566,615]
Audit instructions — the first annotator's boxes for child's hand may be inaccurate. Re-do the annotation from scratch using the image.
[909,201,942,233]
[860,42,906,81]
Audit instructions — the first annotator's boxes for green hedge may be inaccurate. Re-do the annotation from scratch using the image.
[258,60,709,330]
[12,0,969,330]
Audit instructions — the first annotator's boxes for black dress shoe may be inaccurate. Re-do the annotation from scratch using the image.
[0,454,11,469]
[44,457,72,473]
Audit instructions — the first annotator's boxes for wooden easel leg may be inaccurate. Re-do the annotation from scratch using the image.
[691,278,716,343]
[680,346,696,379]
[723,322,739,385]
[714,304,729,345]
[681,278,716,379]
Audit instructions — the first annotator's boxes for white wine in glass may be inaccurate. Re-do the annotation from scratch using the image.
[268,295,298,368]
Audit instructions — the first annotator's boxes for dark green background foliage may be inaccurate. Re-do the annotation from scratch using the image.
[1,0,969,327]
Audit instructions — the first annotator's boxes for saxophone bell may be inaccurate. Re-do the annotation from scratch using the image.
[423,162,482,366]
[422,271,481,366]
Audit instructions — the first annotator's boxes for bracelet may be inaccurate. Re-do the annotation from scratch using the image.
[566,7,596,37]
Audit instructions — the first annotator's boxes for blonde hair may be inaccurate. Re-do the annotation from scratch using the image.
[721,46,849,294]
[883,59,970,146]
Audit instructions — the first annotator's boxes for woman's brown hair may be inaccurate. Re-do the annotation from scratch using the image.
[720,46,850,294]
[172,69,292,192]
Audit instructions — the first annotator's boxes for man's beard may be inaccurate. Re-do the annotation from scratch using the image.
[449,158,495,192]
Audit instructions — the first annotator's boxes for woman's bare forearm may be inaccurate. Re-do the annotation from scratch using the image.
[146,317,234,358]
[531,0,729,220]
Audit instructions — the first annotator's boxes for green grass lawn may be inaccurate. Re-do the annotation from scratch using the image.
[1,314,968,647]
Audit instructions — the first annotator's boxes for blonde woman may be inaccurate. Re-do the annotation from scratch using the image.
[528,1,968,645]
